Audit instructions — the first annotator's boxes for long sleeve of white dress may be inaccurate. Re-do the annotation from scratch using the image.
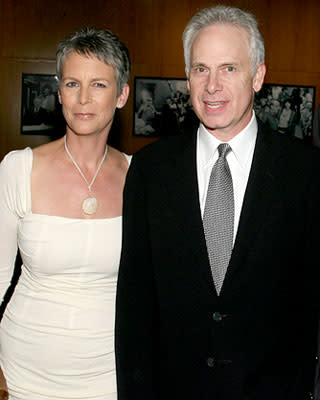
[0,148,31,303]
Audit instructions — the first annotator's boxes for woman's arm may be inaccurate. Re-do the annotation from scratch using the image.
[0,153,20,305]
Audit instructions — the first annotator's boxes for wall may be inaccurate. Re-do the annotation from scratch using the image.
[0,0,319,158]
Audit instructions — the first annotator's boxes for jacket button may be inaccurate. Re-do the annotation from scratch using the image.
[207,357,215,367]
[212,312,223,322]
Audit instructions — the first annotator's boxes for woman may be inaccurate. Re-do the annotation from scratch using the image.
[0,27,130,400]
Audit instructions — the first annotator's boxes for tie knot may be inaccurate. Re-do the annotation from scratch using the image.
[218,143,231,159]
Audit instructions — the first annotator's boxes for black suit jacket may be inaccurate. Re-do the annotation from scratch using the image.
[116,122,320,400]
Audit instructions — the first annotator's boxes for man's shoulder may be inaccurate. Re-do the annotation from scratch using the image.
[259,121,320,156]
[254,125,320,204]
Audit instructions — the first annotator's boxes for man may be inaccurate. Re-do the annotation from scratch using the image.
[116,5,320,399]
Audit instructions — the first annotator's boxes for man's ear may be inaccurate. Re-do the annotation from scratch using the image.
[253,62,266,93]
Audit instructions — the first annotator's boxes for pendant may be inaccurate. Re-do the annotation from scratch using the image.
[82,197,98,215]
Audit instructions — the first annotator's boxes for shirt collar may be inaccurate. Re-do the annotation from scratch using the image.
[198,111,258,169]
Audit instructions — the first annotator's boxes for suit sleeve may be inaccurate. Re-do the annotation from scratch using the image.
[115,154,157,400]
[304,151,320,399]
[302,151,320,309]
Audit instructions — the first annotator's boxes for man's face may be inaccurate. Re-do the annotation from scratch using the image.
[187,23,265,141]
[260,97,267,106]
[271,100,280,115]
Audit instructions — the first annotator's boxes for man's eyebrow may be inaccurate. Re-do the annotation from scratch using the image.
[190,62,208,68]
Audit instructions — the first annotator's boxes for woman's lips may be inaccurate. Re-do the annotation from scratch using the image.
[74,113,95,119]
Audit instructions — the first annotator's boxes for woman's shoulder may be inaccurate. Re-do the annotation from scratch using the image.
[123,153,132,164]
[0,147,33,215]
[0,147,33,176]
[32,138,65,171]
[108,146,132,167]
[32,138,63,159]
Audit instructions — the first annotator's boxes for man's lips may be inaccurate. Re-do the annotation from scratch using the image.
[203,100,228,110]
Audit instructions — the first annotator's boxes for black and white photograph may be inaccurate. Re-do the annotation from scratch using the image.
[254,83,315,142]
[21,73,63,135]
[133,77,196,136]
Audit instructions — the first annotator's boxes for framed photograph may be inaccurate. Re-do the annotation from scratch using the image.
[254,83,315,142]
[133,77,196,136]
[21,73,64,136]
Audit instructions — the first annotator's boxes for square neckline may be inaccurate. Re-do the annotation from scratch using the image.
[27,147,123,222]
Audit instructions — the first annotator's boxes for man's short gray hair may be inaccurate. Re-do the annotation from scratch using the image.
[182,5,265,77]
[56,27,130,95]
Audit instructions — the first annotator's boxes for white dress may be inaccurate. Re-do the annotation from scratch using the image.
[0,148,130,400]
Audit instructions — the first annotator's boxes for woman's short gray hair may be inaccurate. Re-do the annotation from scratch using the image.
[182,5,265,77]
[56,27,130,95]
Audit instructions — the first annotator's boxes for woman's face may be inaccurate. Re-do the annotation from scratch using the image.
[58,51,129,137]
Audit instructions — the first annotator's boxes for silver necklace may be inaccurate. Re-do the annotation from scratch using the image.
[64,135,108,215]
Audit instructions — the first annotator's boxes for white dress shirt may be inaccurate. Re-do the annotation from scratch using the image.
[196,112,258,243]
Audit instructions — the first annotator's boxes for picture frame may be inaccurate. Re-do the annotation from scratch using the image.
[133,77,196,137]
[254,83,315,142]
[20,73,64,136]
[133,78,316,141]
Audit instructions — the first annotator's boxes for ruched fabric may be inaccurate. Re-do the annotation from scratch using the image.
[0,148,124,400]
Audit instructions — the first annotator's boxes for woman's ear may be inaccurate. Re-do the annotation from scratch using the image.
[57,89,62,104]
[116,84,130,109]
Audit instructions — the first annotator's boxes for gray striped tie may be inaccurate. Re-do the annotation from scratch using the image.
[203,143,234,294]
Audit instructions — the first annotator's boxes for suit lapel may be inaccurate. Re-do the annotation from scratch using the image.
[166,127,218,298]
[221,125,284,295]
[164,124,286,299]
